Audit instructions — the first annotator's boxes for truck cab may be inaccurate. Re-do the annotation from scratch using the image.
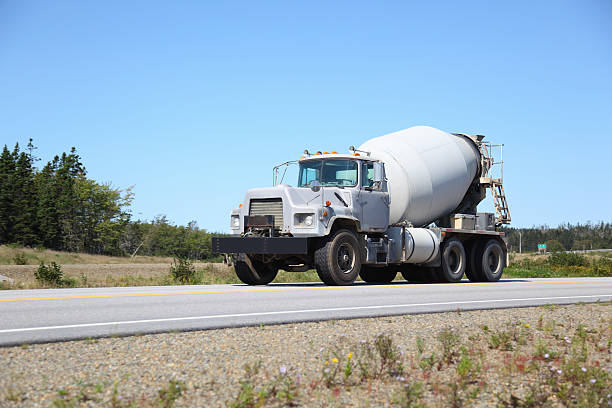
[229,154,388,239]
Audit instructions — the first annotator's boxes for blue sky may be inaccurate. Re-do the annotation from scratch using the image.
[1,1,611,233]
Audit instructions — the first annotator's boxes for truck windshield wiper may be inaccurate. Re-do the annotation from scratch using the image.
[334,192,349,207]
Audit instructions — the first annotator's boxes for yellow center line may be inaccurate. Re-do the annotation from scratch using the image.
[0,280,611,302]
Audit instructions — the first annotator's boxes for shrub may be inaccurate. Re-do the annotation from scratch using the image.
[549,252,588,267]
[12,253,27,265]
[34,262,75,287]
[592,257,612,276]
[170,257,199,284]
[545,239,566,253]
[35,262,62,285]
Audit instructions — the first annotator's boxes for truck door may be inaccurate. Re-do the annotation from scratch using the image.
[358,161,389,231]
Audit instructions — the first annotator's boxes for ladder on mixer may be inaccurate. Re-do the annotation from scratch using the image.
[491,180,511,226]
[479,142,511,226]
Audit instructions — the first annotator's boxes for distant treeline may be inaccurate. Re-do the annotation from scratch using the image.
[500,222,612,252]
[0,141,222,259]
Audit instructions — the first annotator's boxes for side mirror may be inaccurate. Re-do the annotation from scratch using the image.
[309,180,322,192]
[372,162,384,190]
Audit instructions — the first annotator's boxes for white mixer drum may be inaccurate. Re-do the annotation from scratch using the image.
[359,126,480,226]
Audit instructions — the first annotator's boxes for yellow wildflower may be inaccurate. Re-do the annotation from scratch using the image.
[332,357,339,364]
[348,352,353,360]
[524,324,530,328]
[324,360,329,365]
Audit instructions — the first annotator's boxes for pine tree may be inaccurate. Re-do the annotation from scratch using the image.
[35,157,61,249]
[0,145,16,243]
[12,150,37,245]
[55,148,86,251]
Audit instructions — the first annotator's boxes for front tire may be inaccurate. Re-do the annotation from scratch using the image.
[234,255,278,285]
[315,229,361,285]
[359,265,397,283]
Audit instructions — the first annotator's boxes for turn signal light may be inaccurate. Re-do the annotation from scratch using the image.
[323,211,328,217]
[325,200,331,206]
[239,204,242,208]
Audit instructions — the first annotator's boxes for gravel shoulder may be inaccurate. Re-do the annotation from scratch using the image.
[1,303,610,407]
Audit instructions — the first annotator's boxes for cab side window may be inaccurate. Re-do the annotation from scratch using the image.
[361,162,374,188]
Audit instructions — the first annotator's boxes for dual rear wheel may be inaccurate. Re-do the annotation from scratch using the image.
[467,239,505,282]
[401,238,505,283]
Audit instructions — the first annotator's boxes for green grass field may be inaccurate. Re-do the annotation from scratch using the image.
[505,251,612,278]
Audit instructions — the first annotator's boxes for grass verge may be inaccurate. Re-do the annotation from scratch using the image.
[505,252,612,278]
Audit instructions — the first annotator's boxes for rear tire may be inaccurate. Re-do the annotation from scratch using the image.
[315,229,361,285]
[477,239,505,282]
[234,255,278,285]
[400,265,437,283]
[433,238,466,283]
[359,265,397,283]
[464,241,482,282]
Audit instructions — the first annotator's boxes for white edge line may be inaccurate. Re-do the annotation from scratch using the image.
[1,294,610,334]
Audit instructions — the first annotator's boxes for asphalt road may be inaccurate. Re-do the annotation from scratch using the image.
[1,277,611,346]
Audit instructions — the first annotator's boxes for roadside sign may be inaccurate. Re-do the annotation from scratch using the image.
[538,244,546,249]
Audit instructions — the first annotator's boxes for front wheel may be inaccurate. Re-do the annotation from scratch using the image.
[359,265,397,283]
[234,255,278,285]
[314,229,362,285]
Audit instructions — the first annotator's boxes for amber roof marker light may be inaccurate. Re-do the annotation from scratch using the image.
[349,145,371,157]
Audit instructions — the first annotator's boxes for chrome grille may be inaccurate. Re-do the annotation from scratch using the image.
[249,198,283,230]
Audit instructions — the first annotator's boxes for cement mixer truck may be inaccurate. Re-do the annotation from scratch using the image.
[212,126,511,285]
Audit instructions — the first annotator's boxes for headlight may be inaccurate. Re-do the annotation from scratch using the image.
[231,215,240,229]
[294,213,316,228]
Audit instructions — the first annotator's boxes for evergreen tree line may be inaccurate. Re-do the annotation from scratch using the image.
[500,222,612,252]
[0,141,221,259]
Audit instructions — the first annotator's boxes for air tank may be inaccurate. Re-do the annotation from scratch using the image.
[359,126,480,227]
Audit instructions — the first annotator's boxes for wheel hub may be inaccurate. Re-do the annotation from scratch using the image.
[337,243,355,274]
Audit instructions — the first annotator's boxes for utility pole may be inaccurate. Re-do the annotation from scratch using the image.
[519,231,522,253]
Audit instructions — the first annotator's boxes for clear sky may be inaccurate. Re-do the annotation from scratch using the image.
[1,1,611,233]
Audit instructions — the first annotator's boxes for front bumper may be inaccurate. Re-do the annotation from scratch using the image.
[212,237,309,254]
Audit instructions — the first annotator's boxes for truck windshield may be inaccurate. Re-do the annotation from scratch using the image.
[298,159,358,187]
